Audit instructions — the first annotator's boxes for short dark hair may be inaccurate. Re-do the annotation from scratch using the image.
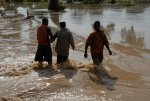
[60,22,66,28]
[93,21,100,31]
[42,18,48,25]
[94,21,100,28]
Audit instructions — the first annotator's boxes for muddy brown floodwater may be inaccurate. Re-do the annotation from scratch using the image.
[0,3,150,101]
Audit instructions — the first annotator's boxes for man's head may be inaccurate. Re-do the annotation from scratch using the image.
[60,22,66,28]
[93,21,100,31]
[42,18,48,25]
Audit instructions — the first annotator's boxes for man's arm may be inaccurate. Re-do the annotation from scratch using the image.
[105,43,112,55]
[84,34,93,58]
[47,27,54,42]
[37,28,39,41]
[70,33,75,50]
[47,27,53,38]
[84,43,89,58]
[103,32,112,55]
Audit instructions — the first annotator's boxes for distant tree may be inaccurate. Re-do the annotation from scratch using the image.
[0,0,6,6]
[67,0,73,3]
[111,0,116,4]
[48,0,59,11]
[83,0,102,4]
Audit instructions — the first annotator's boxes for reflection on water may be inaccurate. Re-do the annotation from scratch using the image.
[126,5,145,13]
[1,3,150,49]
[50,13,60,27]
[58,4,150,49]
[121,26,145,49]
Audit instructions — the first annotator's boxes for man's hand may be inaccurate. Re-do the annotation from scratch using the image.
[84,53,88,58]
[50,38,55,43]
[72,47,75,50]
[109,50,112,55]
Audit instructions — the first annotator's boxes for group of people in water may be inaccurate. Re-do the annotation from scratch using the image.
[35,18,112,70]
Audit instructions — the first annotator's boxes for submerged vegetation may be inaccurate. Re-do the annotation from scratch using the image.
[122,0,135,6]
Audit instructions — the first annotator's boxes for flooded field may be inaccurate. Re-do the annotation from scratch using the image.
[0,3,150,101]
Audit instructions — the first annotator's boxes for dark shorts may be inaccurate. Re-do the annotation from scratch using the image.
[57,54,68,64]
[92,55,103,65]
[35,44,52,63]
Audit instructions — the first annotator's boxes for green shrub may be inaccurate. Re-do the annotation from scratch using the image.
[59,3,66,10]
[13,0,24,2]
[123,0,135,6]
[34,0,47,2]
[83,0,102,4]
[24,0,48,2]
[107,0,116,4]
[27,0,33,1]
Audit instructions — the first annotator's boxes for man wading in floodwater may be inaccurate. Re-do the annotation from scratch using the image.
[84,21,117,90]
[35,18,54,68]
[53,22,75,64]
[84,21,112,73]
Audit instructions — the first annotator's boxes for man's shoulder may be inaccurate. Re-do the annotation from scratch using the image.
[38,25,42,29]
[61,28,71,34]
[37,26,42,31]
[100,30,105,33]
[38,25,50,29]
[64,28,71,32]
[91,31,96,34]
[89,32,96,36]
[100,30,106,36]
[47,26,51,30]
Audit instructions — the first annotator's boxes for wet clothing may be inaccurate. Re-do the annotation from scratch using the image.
[54,28,75,63]
[57,55,68,63]
[35,45,52,63]
[54,28,75,56]
[37,25,52,46]
[92,55,103,65]
[86,30,109,63]
[35,25,53,63]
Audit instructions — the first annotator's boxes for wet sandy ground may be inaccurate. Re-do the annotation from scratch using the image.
[0,9,150,101]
